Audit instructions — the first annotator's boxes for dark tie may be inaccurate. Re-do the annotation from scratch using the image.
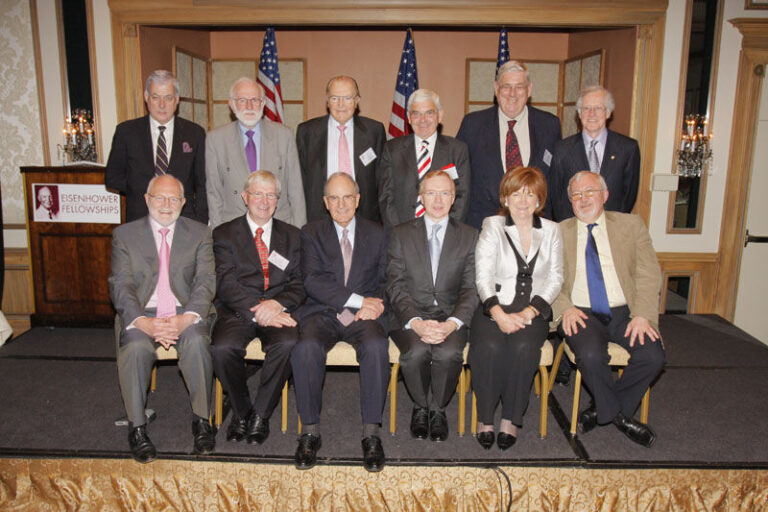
[586,223,611,324]
[245,130,258,172]
[155,126,169,176]
[588,139,600,174]
[505,120,522,172]
[415,140,431,218]
[337,228,355,326]
[254,227,269,291]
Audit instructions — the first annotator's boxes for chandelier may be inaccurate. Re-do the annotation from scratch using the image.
[58,109,97,163]
[676,114,712,178]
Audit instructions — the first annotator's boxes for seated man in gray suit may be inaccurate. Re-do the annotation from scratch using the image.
[386,169,478,441]
[379,88,470,228]
[109,174,216,463]
[206,77,306,228]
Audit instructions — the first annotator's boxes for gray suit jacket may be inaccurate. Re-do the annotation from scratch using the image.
[386,217,479,331]
[205,119,306,228]
[109,215,216,328]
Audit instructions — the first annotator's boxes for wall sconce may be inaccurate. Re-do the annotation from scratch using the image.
[676,114,712,177]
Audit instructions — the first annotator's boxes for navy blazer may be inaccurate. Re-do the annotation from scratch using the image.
[296,115,386,223]
[105,115,207,223]
[212,215,305,323]
[298,216,388,329]
[456,105,561,228]
[549,129,640,221]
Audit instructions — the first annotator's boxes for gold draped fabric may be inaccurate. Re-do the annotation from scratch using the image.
[1,458,767,511]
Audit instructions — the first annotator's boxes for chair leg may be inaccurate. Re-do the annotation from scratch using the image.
[389,363,398,435]
[471,391,478,435]
[150,366,157,392]
[538,366,549,438]
[298,416,302,434]
[457,368,466,436]
[570,370,582,436]
[548,341,565,393]
[640,387,650,424]
[215,378,223,427]
[281,381,288,433]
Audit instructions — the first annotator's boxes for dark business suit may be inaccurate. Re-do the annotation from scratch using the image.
[106,115,207,223]
[378,134,471,228]
[109,216,215,426]
[292,216,389,425]
[549,130,641,221]
[296,115,386,223]
[211,216,304,421]
[386,217,478,410]
[456,106,562,227]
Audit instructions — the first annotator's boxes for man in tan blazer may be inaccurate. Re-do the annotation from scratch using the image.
[553,171,665,448]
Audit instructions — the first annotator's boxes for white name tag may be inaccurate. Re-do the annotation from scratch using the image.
[543,149,553,167]
[359,147,377,166]
[268,250,289,271]
[441,164,459,180]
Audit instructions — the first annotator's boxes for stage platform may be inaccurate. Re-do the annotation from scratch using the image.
[1,314,767,510]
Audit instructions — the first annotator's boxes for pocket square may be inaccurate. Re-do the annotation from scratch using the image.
[182,142,193,153]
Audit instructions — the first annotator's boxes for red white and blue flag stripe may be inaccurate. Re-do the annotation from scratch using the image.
[257,27,285,124]
[388,28,419,139]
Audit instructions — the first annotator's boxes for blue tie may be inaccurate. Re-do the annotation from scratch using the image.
[586,223,612,324]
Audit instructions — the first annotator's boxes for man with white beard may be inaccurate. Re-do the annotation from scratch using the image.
[206,77,306,228]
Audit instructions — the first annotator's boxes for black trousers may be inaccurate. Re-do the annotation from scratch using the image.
[390,326,466,411]
[291,313,390,425]
[469,308,548,426]
[558,305,666,424]
[211,313,298,421]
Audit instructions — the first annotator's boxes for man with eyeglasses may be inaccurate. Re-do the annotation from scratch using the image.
[106,70,207,223]
[291,172,390,472]
[553,170,664,448]
[386,169,478,441]
[379,88,471,228]
[210,170,304,446]
[296,76,386,223]
[549,85,640,221]
[109,174,216,463]
[206,77,306,228]
[457,60,562,228]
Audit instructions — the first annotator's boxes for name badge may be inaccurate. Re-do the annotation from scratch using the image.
[543,149,553,167]
[441,164,459,180]
[268,250,289,271]
[359,147,377,166]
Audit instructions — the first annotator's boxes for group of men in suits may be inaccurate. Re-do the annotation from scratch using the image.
[106,63,661,467]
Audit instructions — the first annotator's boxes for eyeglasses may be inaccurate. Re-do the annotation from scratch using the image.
[327,95,357,104]
[569,188,604,200]
[580,106,606,114]
[325,194,357,203]
[148,194,183,206]
[149,94,176,103]
[422,191,453,198]
[409,110,438,120]
[233,97,263,107]
[498,83,529,94]
[245,191,279,201]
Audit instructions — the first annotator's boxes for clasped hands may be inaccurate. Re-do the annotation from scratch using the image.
[136,313,196,349]
[354,297,385,321]
[561,307,659,346]
[411,318,458,344]
[251,299,296,328]
[490,305,536,334]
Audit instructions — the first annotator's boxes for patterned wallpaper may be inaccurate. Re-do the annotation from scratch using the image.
[0,0,44,225]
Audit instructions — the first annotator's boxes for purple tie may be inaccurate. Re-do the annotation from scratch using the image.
[156,228,176,318]
[245,130,258,172]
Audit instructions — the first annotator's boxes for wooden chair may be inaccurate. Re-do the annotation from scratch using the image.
[549,340,651,436]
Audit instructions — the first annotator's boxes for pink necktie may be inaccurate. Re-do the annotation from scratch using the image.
[156,228,176,318]
[338,125,353,176]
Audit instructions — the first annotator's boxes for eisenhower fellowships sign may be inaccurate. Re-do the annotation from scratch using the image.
[32,183,120,224]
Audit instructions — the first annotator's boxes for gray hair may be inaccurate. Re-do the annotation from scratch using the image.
[229,77,264,100]
[324,172,360,196]
[146,174,185,196]
[145,70,179,97]
[244,170,281,196]
[325,76,360,97]
[576,85,615,115]
[495,60,530,84]
[568,170,607,194]
[407,88,442,112]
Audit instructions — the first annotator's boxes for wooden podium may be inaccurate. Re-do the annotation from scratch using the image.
[21,166,119,326]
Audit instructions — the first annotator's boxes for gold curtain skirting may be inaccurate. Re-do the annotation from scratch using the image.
[1,458,768,511]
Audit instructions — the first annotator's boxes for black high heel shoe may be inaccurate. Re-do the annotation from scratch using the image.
[476,431,495,450]
[496,432,517,450]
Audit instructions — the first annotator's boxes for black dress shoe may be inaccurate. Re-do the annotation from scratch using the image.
[246,414,270,444]
[361,435,385,472]
[496,432,517,450]
[476,431,495,450]
[578,404,599,434]
[613,413,656,448]
[554,359,571,386]
[295,433,322,470]
[429,410,449,442]
[410,407,429,439]
[128,425,156,464]
[192,417,216,454]
[226,415,248,442]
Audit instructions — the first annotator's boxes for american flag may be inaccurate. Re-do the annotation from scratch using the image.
[496,28,510,72]
[388,28,419,139]
[257,27,285,124]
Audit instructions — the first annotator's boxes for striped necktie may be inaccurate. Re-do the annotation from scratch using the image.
[414,140,431,217]
[155,126,169,176]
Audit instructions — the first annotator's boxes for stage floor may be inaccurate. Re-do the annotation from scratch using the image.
[0,314,767,470]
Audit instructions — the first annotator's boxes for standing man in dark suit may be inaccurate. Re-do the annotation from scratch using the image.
[210,170,304,446]
[386,170,478,441]
[457,60,562,227]
[296,76,386,223]
[109,174,216,463]
[549,85,641,221]
[291,172,390,472]
[379,89,471,228]
[206,77,305,228]
[106,70,207,223]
